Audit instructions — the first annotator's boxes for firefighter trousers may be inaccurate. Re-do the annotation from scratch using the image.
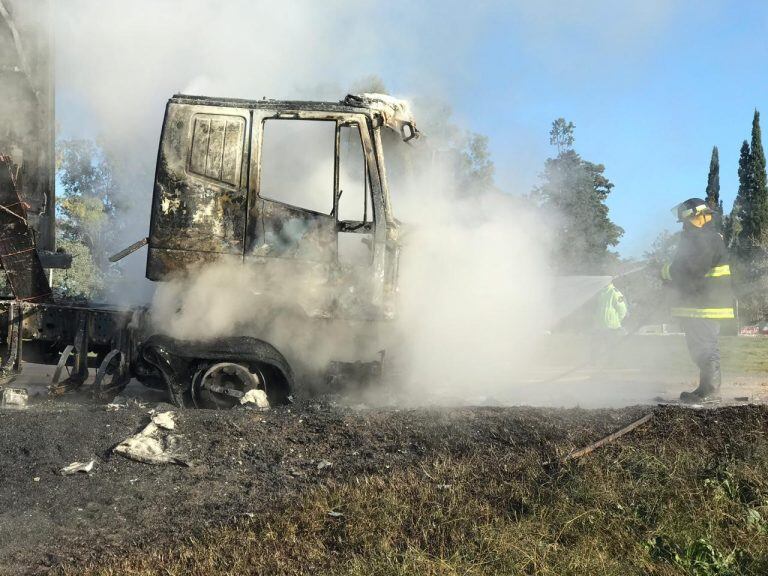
[679,317,721,395]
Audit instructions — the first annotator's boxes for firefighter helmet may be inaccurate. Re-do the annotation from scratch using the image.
[674,198,713,222]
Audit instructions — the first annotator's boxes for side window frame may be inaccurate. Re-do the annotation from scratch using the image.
[256,117,337,216]
[335,120,375,232]
[186,113,247,189]
[246,109,385,261]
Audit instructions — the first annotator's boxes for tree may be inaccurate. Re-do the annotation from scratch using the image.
[734,112,768,256]
[457,133,495,195]
[743,110,768,250]
[376,90,497,199]
[728,111,768,322]
[53,238,105,300]
[644,229,681,267]
[705,145,721,213]
[54,139,122,298]
[613,229,683,325]
[533,119,623,273]
[549,118,575,154]
[727,140,751,250]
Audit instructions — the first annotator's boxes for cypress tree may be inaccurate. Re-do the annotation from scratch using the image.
[705,146,720,211]
[735,111,768,322]
[747,110,768,248]
[729,140,751,252]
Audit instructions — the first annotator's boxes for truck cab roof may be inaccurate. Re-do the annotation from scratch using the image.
[171,94,373,114]
[170,93,419,139]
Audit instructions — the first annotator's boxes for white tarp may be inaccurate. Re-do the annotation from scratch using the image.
[113,411,188,466]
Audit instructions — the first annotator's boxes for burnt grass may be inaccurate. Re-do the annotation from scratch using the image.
[0,401,767,575]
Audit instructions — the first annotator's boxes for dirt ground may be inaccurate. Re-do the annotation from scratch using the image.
[1,338,767,575]
[0,389,656,575]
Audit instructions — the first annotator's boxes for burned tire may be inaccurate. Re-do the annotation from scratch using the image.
[190,362,267,409]
[140,335,294,409]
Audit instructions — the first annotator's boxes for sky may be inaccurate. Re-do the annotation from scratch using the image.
[54,0,768,259]
[454,1,768,257]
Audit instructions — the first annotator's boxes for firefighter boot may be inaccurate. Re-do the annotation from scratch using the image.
[700,358,722,399]
[680,359,720,403]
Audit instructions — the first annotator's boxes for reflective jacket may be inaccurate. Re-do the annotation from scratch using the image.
[595,283,627,330]
[661,223,734,319]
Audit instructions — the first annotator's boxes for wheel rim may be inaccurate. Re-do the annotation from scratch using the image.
[93,349,128,399]
[191,362,263,409]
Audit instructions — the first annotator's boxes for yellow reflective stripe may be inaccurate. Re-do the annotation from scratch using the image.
[705,265,731,277]
[671,307,735,319]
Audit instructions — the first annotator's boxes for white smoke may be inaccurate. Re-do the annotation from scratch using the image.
[145,145,557,403]
[48,0,686,405]
[381,150,553,400]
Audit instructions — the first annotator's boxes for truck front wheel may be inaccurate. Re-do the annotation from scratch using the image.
[140,335,294,409]
[190,362,266,409]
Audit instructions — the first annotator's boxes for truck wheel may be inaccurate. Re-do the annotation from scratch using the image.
[141,343,193,408]
[92,349,130,401]
[140,335,293,409]
[190,362,266,410]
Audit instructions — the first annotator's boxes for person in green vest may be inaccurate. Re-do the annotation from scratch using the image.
[590,282,628,365]
[596,282,628,330]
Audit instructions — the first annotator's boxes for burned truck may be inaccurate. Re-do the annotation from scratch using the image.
[0,93,418,408]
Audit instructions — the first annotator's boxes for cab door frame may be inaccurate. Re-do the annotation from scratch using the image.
[244,109,387,301]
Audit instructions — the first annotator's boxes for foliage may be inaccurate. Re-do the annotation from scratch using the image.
[549,117,575,154]
[52,238,105,301]
[732,237,768,323]
[727,141,751,251]
[57,139,119,255]
[706,145,721,214]
[747,110,768,246]
[644,229,680,266]
[54,139,121,298]
[533,119,623,274]
[727,112,768,322]
[456,133,495,196]
[731,112,768,259]
[646,536,744,576]
[722,213,735,250]
[376,93,497,198]
[605,230,683,326]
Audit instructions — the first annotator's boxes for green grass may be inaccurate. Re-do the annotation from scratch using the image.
[537,334,768,375]
[722,337,768,373]
[61,407,768,576]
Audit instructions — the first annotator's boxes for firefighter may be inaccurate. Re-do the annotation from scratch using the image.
[661,198,734,402]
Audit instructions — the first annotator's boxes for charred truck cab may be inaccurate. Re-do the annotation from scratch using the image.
[0,93,417,409]
[139,93,417,407]
[147,93,411,317]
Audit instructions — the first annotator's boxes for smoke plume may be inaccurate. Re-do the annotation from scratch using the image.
[49,0,674,406]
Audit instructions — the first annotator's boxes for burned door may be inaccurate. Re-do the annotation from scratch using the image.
[146,103,250,279]
[249,118,337,261]
[335,121,377,314]
[245,112,384,318]
[244,115,338,316]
